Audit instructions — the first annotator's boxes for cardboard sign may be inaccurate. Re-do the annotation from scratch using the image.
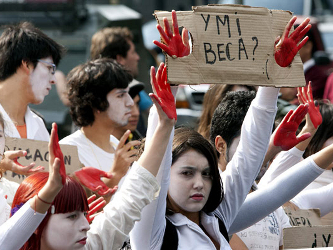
[284,226,333,248]
[154,4,305,87]
[3,137,82,184]
[284,207,322,227]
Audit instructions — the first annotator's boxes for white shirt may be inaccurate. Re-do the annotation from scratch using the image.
[0,104,49,141]
[60,130,119,172]
[130,87,279,250]
[236,207,290,249]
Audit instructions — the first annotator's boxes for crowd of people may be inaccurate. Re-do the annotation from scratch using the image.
[0,8,332,250]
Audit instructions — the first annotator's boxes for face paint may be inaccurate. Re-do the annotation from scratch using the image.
[29,56,55,104]
[168,149,212,215]
[103,87,134,127]
[0,124,4,156]
[41,211,90,250]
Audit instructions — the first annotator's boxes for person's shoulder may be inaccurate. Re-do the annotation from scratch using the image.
[60,130,83,145]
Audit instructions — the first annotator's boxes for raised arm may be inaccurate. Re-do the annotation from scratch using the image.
[0,123,64,249]
[230,143,333,234]
[87,63,176,250]
[259,84,322,187]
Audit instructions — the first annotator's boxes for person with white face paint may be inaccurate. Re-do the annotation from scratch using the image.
[60,58,140,194]
[0,22,64,141]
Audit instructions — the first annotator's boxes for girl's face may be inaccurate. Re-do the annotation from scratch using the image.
[41,211,90,250]
[0,123,4,156]
[322,136,333,170]
[168,149,212,215]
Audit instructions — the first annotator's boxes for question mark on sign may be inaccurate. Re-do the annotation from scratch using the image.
[252,37,258,61]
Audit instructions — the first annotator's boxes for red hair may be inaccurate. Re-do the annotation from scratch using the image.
[11,172,89,250]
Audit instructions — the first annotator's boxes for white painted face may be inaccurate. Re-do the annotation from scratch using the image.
[168,149,212,214]
[29,56,56,104]
[103,87,134,127]
[322,136,333,170]
[0,124,4,156]
[41,211,90,250]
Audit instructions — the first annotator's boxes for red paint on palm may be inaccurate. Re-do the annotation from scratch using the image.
[52,123,66,185]
[153,10,190,58]
[274,104,311,150]
[275,16,311,67]
[151,63,177,120]
[75,167,113,196]
[13,158,44,173]
[297,82,322,128]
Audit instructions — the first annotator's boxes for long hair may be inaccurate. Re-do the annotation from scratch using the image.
[304,101,333,158]
[170,127,223,213]
[11,172,88,250]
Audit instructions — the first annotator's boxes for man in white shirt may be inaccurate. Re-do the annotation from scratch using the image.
[60,58,138,190]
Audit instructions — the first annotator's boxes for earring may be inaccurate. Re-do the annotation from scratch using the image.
[51,205,55,214]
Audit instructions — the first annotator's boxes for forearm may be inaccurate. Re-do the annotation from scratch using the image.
[29,182,60,214]
[296,125,317,151]
[0,201,46,249]
[216,87,279,228]
[229,156,323,234]
[87,163,160,250]
[138,123,173,176]
[258,147,304,187]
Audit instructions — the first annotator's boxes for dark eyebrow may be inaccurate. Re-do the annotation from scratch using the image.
[116,89,128,94]
[180,166,197,171]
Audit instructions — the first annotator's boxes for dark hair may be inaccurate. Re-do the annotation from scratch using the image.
[210,91,256,158]
[0,22,65,81]
[11,172,88,250]
[304,101,333,158]
[171,127,223,213]
[90,27,133,60]
[67,58,133,127]
[197,84,256,139]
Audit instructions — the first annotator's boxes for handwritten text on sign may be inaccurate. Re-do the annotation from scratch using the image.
[154,5,305,87]
[3,137,81,184]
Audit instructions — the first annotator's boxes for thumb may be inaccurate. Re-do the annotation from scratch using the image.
[7,150,27,159]
[274,36,281,46]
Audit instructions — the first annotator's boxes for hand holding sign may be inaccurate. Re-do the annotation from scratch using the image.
[150,63,177,121]
[298,82,322,129]
[51,123,66,185]
[86,194,106,223]
[154,10,190,58]
[273,104,311,150]
[0,150,44,176]
[275,16,311,67]
[75,167,117,196]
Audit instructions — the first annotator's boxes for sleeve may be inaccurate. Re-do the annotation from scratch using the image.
[213,87,279,230]
[86,162,160,250]
[229,156,324,234]
[129,86,177,250]
[291,182,333,217]
[0,200,46,250]
[258,147,304,188]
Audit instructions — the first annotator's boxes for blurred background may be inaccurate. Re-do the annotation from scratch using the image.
[1,0,332,138]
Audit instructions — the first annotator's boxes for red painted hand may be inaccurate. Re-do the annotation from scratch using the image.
[273,104,311,150]
[153,10,190,58]
[75,167,117,196]
[150,63,177,120]
[12,158,44,174]
[51,123,66,185]
[275,16,311,67]
[297,82,322,129]
[86,194,106,223]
